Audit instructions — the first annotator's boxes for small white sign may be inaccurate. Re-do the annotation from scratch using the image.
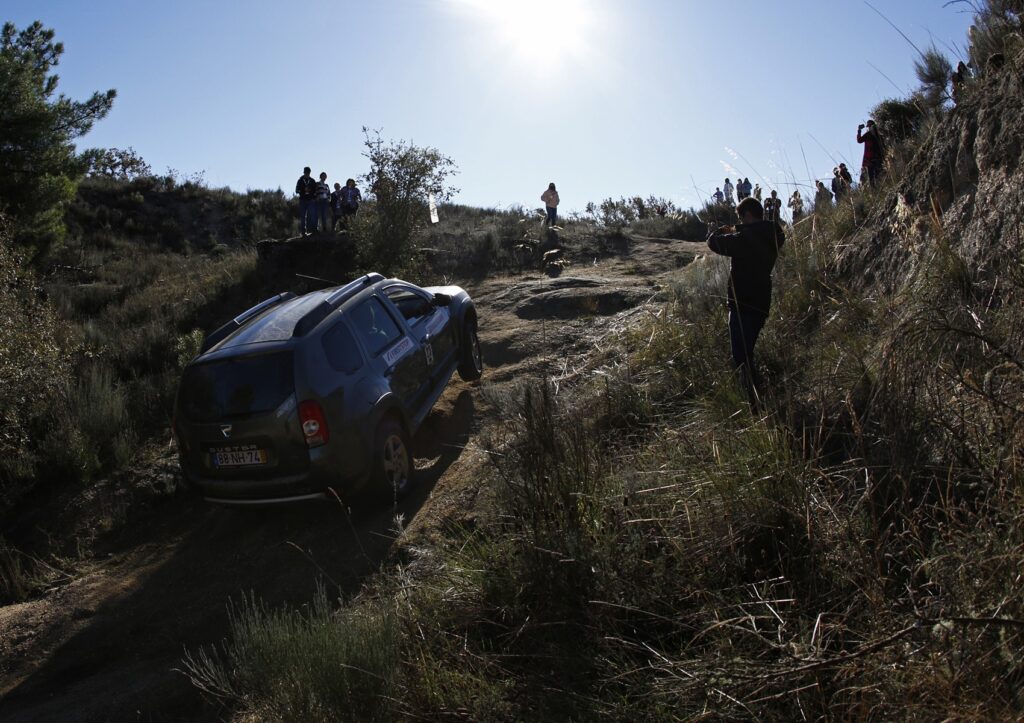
[428,193,439,224]
[383,336,415,366]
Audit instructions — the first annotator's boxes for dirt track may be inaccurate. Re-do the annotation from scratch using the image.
[0,233,704,721]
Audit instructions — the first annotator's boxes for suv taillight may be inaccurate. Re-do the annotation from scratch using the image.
[298,400,330,447]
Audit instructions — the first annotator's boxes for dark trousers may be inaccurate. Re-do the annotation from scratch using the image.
[545,206,557,225]
[729,308,767,401]
[299,199,315,234]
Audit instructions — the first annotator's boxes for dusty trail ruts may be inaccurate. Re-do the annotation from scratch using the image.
[0,234,702,722]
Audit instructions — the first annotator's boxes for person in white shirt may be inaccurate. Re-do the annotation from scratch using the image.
[315,172,331,232]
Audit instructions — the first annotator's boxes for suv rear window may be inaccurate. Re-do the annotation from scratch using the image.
[180,352,294,422]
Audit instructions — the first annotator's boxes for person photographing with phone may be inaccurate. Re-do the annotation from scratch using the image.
[857,119,885,186]
[706,196,786,404]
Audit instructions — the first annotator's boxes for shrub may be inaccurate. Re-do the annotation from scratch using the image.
[184,587,400,723]
[358,128,459,275]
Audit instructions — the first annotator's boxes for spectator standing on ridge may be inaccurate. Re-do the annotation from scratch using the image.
[330,182,344,230]
[815,180,833,210]
[737,178,749,200]
[713,187,724,204]
[723,178,735,205]
[541,182,560,226]
[340,178,362,222]
[295,166,317,235]
[315,172,331,232]
[839,163,853,188]
[753,183,762,201]
[788,190,804,223]
[831,167,848,201]
[857,119,885,186]
[764,189,781,222]
[706,196,786,403]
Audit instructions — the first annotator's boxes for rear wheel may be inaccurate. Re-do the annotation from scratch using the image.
[371,418,414,503]
[457,319,483,381]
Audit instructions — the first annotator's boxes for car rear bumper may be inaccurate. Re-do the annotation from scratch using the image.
[181,455,369,504]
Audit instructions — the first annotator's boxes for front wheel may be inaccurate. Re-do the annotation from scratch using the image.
[371,418,414,504]
[457,320,483,381]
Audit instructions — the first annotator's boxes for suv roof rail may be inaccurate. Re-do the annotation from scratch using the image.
[293,272,385,338]
[201,292,296,353]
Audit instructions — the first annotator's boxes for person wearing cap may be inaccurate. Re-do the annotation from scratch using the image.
[295,166,317,235]
[753,183,762,201]
[857,120,885,186]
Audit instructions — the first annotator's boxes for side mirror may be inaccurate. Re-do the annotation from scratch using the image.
[432,293,452,307]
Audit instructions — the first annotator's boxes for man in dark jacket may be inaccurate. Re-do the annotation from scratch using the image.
[707,196,785,402]
[295,166,317,235]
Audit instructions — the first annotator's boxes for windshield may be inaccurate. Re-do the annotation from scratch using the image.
[179,351,294,422]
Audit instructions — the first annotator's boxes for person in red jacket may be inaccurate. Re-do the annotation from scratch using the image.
[857,119,885,186]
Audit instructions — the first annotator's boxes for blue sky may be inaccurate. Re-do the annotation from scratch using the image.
[8,1,975,214]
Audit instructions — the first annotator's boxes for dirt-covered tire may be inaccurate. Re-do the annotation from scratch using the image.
[371,418,414,503]
[457,319,483,381]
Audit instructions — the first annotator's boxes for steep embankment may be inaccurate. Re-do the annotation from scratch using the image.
[836,61,1024,291]
[0,232,702,721]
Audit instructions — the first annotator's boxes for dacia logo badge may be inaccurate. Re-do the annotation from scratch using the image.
[220,424,232,438]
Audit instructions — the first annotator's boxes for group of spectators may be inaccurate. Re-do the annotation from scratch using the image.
[815,120,887,209]
[294,166,363,235]
[714,179,785,224]
[715,119,888,227]
[714,178,763,206]
[704,118,890,405]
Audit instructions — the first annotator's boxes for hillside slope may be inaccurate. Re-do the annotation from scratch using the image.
[0,234,701,721]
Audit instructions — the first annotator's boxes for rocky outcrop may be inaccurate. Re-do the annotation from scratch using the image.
[255,233,358,288]
[835,56,1024,294]
[489,276,660,320]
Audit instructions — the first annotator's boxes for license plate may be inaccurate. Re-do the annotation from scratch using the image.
[211,446,267,467]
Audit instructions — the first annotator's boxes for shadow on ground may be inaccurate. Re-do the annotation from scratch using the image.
[0,390,475,722]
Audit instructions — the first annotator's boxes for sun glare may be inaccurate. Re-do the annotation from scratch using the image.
[449,0,600,79]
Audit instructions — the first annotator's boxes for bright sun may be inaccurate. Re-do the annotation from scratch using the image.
[449,0,598,79]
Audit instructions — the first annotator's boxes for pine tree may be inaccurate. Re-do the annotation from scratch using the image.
[0,21,116,258]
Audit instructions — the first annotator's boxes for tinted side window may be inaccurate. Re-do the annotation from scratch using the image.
[383,285,433,324]
[322,320,363,374]
[351,297,403,356]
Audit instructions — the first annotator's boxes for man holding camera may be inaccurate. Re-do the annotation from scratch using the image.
[706,196,786,403]
[857,119,885,186]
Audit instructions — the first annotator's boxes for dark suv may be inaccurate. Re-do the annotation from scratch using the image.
[172,273,482,504]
